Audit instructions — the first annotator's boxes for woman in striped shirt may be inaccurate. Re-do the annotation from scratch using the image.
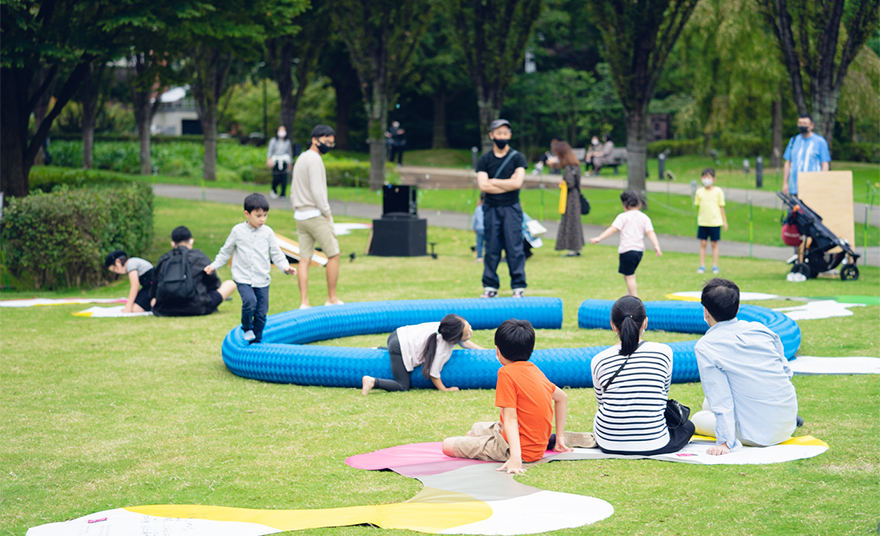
[591,296,695,455]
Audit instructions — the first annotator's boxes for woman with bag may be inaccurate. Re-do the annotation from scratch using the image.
[553,142,585,257]
[591,296,695,455]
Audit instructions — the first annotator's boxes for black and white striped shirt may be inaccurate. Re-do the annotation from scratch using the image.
[591,341,672,453]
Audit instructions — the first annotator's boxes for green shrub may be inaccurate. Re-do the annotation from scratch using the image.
[50,133,236,144]
[833,142,879,164]
[29,167,135,193]
[647,138,703,157]
[716,133,770,157]
[1,184,153,290]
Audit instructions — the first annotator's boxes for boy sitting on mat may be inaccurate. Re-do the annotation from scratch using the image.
[693,278,801,455]
[442,319,595,473]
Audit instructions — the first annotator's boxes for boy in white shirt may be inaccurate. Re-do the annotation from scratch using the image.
[590,190,662,298]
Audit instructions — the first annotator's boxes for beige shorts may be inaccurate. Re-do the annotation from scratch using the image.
[297,216,340,260]
[452,421,510,462]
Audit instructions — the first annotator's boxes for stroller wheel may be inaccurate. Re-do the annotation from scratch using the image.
[840,264,859,281]
[792,262,812,279]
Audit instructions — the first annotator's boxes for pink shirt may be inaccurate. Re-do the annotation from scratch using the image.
[611,210,654,253]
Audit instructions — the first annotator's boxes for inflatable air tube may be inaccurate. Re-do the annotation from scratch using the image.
[578,300,801,384]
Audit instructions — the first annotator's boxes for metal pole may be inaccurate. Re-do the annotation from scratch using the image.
[749,196,753,258]
[658,153,665,180]
[540,175,545,222]
[756,156,763,188]
[201,179,205,202]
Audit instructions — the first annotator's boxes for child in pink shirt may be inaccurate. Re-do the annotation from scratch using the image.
[590,190,662,297]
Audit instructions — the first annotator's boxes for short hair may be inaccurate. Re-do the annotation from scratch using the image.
[171,226,192,244]
[701,278,740,322]
[104,249,127,268]
[799,113,813,122]
[311,124,336,139]
[603,133,612,142]
[244,193,270,213]
[495,319,535,362]
[620,190,641,208]
[701,167,715,178]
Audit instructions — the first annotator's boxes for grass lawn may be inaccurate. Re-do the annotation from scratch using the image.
[2,196,879,535]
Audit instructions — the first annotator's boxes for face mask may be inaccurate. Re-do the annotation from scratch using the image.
[702,178,714,187]
[592,138,599,145]
[798,125,809,134]
[493,139,509,150]
[317,142,332,154]
[277,131,286,138]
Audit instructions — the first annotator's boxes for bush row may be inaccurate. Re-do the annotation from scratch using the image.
[2,183,153,290]
[646,137,879,163]
[50,133,237,144]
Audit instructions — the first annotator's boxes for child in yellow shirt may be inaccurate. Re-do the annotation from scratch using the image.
[694,168,727,274]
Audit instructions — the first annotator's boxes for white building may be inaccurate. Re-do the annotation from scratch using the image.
[151,86,201,136]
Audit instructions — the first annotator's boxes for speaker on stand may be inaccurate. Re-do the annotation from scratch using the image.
[369,185,428,257]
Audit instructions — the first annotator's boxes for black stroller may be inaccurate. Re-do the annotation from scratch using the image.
[777,192,860,281]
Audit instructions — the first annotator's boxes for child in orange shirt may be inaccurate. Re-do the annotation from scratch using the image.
[442,319,594,473]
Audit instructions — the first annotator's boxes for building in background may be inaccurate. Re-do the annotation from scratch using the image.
[152,86,201,135]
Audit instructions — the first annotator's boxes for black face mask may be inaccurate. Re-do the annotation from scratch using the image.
[493,139,509,150]
[798,126,809,134]
[317,143,332,154]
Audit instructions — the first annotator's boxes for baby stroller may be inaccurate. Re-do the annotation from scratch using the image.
[777,192,860,281]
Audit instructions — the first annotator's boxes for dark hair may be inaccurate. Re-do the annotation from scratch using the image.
[552,141,580,167]
[244,193,270,213]
[799,113,813,122]
[419,315,467,380]
[620,190,641,208]
[610,296,647,356]
[701,167,715,178]
[310,124,336,139]
[603,133,612,142]
[495,318,535,362]
[104,249,128,268]
[701,278,740,322]
[171,226,192,244]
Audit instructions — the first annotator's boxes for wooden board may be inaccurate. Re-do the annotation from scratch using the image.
[797,171,855,250]
[274,233,328,267]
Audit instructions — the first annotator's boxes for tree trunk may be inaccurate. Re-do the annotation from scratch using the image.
[477,88,501,153]
[432,88,449,149]
[812,85,840,154]
[201,111,218,181]
[367,81,388,190]
[0,73,29,198]
[625,104,648,195]
[849,114,857,142]
[32,68,58,167]
[191,48,232,182]
[335,84,351,151]
[702,131,711,155]
[138,117,152,175]
[770,96,783,168]
[81,64,99,169]
[129,54,155,176]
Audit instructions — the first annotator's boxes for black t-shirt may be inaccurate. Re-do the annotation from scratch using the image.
[477,149,528,207]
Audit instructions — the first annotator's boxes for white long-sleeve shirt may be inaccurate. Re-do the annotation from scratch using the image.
[291,150,331,218]
[209,222,289,288]
[694,318,798,450]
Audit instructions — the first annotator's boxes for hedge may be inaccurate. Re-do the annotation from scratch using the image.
[29,166,135,193]
[1,183,153,290]
[833,142,879,164]
[50,133,237,144]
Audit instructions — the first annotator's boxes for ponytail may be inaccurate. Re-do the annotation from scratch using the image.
[419,314,466,380]
[610,296,646,356]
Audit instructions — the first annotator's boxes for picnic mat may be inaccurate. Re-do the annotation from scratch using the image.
[789,356,880,375]
[0,297,127,308]
[73,306,152,318]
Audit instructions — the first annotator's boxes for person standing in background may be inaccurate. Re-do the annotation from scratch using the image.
[782,114,830,196]
[266,126,294,200]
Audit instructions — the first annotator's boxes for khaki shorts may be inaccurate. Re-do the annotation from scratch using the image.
[297,216,340,260]
[452,421,510,462]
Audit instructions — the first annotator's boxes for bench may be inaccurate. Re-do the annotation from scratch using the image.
[586,147,627,175]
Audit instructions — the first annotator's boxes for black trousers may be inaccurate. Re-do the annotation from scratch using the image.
[482,203,527,290]
[389,146,404,165]
[271,166,288,197]
[373,331,411,391]
[599,420,696,456]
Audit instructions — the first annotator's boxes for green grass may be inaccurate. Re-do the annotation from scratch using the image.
[2,196,879,535]
[402,149,475,168]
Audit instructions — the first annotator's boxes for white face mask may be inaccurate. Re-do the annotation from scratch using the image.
[702,178,714,187]
[277,130,286,139]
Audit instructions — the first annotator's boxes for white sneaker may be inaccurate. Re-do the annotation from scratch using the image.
[324,299,345,306]
[299,304,311,310]
[243,330,256,341]
[270,192,278,199]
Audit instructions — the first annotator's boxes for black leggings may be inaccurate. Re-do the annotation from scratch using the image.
[599,420,696,456]
[373,331,411,391]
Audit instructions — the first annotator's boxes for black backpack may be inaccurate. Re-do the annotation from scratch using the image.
[157,248,198,305]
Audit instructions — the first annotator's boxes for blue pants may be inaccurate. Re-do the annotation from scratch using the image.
[237,283,270,342]
[482,203,527,290]
[475,231,485,259]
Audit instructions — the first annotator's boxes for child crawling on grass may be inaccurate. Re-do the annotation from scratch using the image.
[442,319,595,473]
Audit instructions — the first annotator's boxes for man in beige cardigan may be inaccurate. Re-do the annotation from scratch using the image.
[291,124,344,309]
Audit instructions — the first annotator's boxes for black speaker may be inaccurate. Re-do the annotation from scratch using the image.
[371,217,427,256]
[383,184,418,218]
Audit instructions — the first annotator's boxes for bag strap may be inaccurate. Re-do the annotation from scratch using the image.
[494,149,519,179]
[601,341,646,392]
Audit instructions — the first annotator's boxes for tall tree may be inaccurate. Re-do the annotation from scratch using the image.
[266,0,329,139]
[126,53,166,175]
[756,0,880,148]
[586,0,699,193]
[447,0,544,152]
[321,40,363,151]
[80,63,108,169]
[330,0,434,189]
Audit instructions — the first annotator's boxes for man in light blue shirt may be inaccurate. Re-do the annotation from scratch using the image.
[782,114,831,196]
[692,278,799,455]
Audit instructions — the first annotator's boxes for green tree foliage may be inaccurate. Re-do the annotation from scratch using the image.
[585,0,700,193]
[838,46,880,143]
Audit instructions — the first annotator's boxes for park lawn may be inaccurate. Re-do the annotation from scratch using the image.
[2,197,879,536]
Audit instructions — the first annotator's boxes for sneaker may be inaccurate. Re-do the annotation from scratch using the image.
[563,431,597,449]
[512,289,525,298]
[269,192,278,200]
[324,299,345,306]
[475,257,484,263]
[796,415,804,427]
[564,251,581,257]
[696,266,706,274]
[480,290,498,299]
[298,304,311,310]
[712,266,720,274]
[243,330,256,341]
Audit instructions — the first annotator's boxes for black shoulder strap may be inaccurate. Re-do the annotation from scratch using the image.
[601,341,646,392]
[494,149,519,179]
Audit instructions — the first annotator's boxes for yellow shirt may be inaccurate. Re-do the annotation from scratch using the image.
[694,186,725,227]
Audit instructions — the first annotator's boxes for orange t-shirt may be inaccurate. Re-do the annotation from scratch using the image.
[495,361,556,462]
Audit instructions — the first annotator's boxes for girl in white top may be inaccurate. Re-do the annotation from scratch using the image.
[362,314,483,393]
[589,190,662,298]
[591,296,695,455]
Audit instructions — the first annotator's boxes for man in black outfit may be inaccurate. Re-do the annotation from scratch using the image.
[150,226,236,316]
[477,119,528,298]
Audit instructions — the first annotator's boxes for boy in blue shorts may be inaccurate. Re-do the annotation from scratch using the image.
[205,193,296,344]
[694,168,727,274]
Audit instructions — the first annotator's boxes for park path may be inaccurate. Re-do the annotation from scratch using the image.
[152,183,879,267]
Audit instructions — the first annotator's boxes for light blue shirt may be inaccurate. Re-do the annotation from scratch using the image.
[209,222,290,288]
[694,318,798,450]
[782,133,830,195]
